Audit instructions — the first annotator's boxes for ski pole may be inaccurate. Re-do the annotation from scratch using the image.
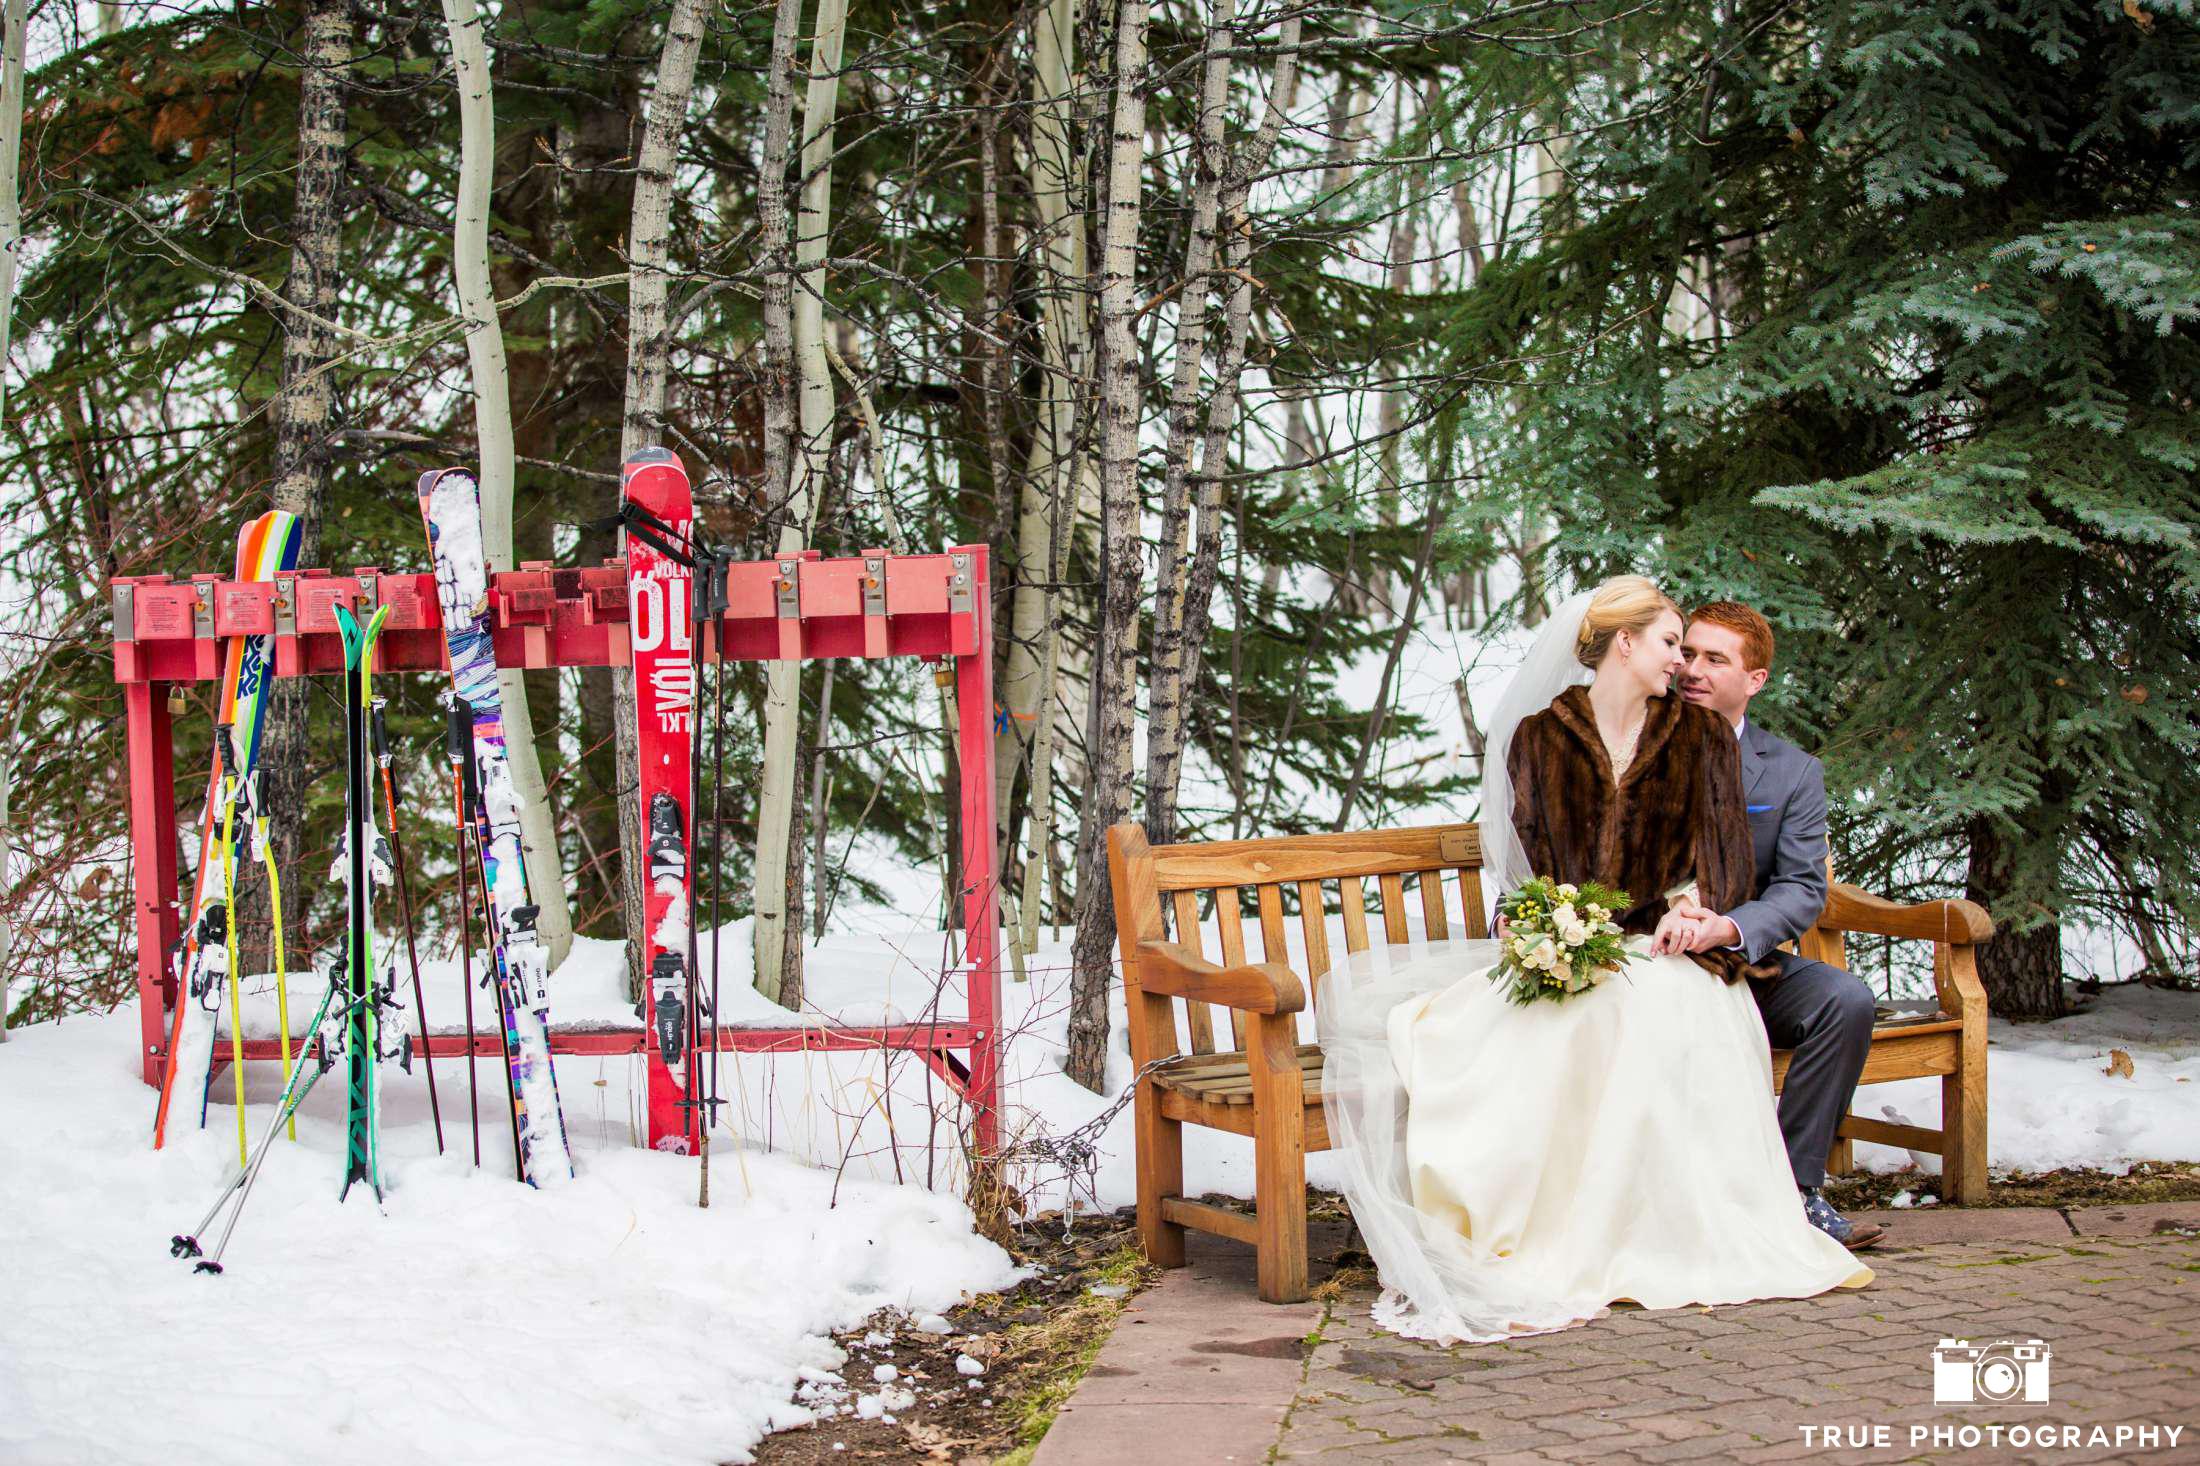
[450,695,522,1179]
[444,701,482,1167]
[215,724,249,1169]
[374,701,443,1154]
[173,979,344,1272]
[687,547,711,1199]
[245,766,297,1142]
[706,550,728,1139]
[452,772,483,1167]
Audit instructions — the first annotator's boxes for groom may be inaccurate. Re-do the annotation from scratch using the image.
[1663,602,1886,1252]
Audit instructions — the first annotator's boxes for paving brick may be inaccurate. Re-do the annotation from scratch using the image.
[1265,1231,2200,1465]
[2065,1200,2200,1237]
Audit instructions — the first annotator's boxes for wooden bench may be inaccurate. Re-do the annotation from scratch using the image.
[1105,820,1993,1303]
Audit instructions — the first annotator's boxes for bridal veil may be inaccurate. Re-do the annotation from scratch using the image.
[1315,589,1610,1341]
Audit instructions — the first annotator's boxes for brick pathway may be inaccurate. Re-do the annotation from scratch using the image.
[1035,1202,2200,1466]
[1278,1204,2198,1464]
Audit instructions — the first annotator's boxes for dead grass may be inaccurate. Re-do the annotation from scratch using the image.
[1822,1160,2200,1211]
[755,1211,1155,1465]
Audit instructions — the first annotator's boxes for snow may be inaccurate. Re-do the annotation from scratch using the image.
[0,911,1025,1466]
[1847,982,2200,1177]
[2,866,2194,1465]
[425,470,488,608]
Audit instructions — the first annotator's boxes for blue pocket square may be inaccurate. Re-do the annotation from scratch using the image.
[1746,804,1774,813]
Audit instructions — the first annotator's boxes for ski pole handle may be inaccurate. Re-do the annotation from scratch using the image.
[371,701,391,768]
[444,697,479,804]
[215,722,238,781]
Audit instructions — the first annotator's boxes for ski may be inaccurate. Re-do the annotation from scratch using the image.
[152,509,303,1151]
[622,447,700,1154]
[417,467,574,1186]
[335,602,397,1201]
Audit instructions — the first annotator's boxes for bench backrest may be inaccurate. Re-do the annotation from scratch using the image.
[1110,822,1490,1066]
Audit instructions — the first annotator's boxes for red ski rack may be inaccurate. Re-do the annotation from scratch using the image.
[112,547,1001,1152]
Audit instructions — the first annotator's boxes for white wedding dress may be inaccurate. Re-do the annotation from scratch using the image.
[1317,694,1872,1344]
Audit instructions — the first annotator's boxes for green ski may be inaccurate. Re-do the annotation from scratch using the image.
[335,602,395,1201]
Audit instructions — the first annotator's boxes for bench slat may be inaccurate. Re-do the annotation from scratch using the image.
[1419,869,1449,939]
[1147,825,1482,890]
[1458,867,1488,939]
[1378,872,1409,943]
[1298,880,1331,988]
[1215,891,1249,1048]
[1170,889,1217,1055]
[1257,883,1289,972]
[1341,876,1371,953]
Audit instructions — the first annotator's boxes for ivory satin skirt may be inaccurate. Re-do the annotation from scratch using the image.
[1318,935,1874,1344]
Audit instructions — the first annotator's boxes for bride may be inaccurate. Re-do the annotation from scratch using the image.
[1317,575,1873,1344]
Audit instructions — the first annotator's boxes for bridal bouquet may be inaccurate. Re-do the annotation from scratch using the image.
[1491,877,1637,1006]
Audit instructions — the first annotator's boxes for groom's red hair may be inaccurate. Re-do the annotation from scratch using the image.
[1687,601,1775,671]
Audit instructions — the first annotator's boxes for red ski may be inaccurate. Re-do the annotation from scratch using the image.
[622,448,700,1153]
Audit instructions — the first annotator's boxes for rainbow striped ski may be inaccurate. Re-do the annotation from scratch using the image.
[417,468,572,1185]
[152,510,304,1151]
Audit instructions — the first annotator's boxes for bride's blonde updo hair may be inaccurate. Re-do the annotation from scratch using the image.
[1574,575,1681,669]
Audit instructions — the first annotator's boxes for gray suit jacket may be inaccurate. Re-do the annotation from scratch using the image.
[1728,719,1832,966]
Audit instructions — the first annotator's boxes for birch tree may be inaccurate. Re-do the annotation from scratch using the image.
[998,0,1088,961]
[1140,0,1235,846]
[613,0,714,987]
[254,0,355,966]
[1142,2,1300,846]
[441,0,574,963]
[752,0,848,1004]
[0,0,17,1039]
[1064,0,1151,1093]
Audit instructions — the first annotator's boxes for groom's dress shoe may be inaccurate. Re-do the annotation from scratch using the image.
[1802,1187,1886,1251]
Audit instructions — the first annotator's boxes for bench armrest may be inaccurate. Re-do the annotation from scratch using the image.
[1820,883,1993,945]
[1133,940,1306,1015]
[1818,882,1992,1021]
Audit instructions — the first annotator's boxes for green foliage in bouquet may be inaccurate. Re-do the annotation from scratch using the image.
[1492,877,1637,1007]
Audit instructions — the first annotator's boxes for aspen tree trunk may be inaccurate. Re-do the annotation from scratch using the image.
[0,0,23,1040]
[1140,0,1235,846]
[1143,11,1299,845]
[1000,0,1088,963]
[757,0,803,524]
[440,0,574,963]
[621,0,710,457]
[255,0,351,968]
[1063,0,1150,1093]
[753,0,848,1004]
[613,0,713,989]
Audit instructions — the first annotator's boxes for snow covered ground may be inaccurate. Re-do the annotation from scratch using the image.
[3,882,2195,1465]
[0,916,1026,1466]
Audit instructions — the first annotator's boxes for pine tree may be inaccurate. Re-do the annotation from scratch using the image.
[1438,0,2200,1015]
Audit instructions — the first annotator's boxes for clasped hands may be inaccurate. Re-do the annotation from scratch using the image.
[1651,897,1741,957]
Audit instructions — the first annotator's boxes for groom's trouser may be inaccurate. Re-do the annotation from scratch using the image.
[1752,955,1877,1189]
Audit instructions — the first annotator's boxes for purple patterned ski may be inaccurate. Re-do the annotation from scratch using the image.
[417,468,573,1185]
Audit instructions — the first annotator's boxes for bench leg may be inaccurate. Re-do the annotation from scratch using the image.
[1942,1067,1988,1205]
[1826,1129,1855,1180]
[1134,1084,1186,1269]
[1250,1017,1308,1304]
